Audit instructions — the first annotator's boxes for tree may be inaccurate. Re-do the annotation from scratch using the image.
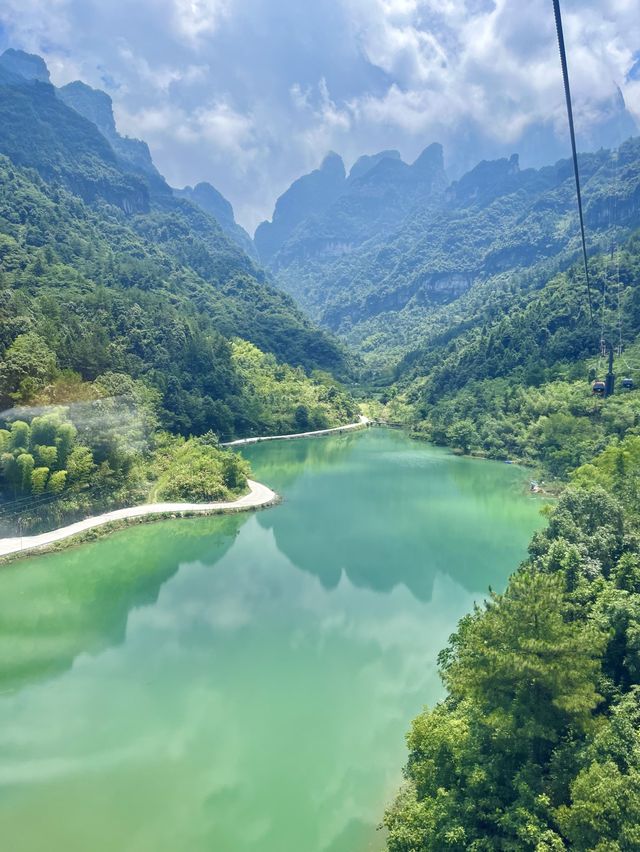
[443,571,605,744]
[447,419,477,454]
[0,333,57,403]
[557,691,640,849]
[15,453,35,495]
[8,420,30,452]
[66,445,95,485]
[30,466,49,495]
[33,445,57,469]
[46,470,67,494]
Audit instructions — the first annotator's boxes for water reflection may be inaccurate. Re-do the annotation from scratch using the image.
[0,517,479,852]
[0,514,245,693]
[243,428,542,600]
[0,429,544,852]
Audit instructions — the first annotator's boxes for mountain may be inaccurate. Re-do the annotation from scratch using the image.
[57,80,160,180]
[348,149,401,182]
[260,139,640,362]
[0,50,353,444]
[0,52,149,213]
[0,52,257,259]
[174,182,257,259]
[254,146,447,273]
[254,151,346,263]
[0,48,50,83]
[273,143,448,270]
[58,79,257,258]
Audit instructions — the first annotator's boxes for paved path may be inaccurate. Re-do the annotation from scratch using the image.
[0,479,278,559]
[222,416,369,447]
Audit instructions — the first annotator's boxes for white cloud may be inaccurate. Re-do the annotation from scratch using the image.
[171,0,230,46]
[1,0,639,229]
[117,43,208,93]
[0,0,72,51]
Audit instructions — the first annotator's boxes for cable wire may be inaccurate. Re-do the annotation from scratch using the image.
[552,0,595,325]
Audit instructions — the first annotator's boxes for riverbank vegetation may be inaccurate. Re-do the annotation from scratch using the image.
[376,233,640,479]
[382,233,640,848]
[0,395,251,533]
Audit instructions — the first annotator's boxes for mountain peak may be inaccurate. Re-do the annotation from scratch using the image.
[412,142,445,173]
[320,151,346,179]
[176,182,234,226]
[58,81,117,138]
[0,49,51,83]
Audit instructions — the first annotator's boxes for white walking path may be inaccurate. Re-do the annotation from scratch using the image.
[0,479,277,559]
[221,416,369,447]
[0,417,370,559]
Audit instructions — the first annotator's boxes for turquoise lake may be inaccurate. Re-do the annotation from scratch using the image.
[0,428,545,851]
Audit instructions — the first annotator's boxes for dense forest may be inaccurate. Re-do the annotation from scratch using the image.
[376,161,640,849]
[258,137,640,369]
[0,50,356,528]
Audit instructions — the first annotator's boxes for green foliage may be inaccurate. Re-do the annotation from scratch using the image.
[266,141,640,363]
[152,433,249,502]
[0,154,352,439]
[230,339,357,436]
[0,400,254,532]
[384,221,640,849]
[46,469,66,494]
[0,62,357,532]
[385,467,640,849]
[0,333,57,402]
[0,411,85,500]
[30,466,49,494]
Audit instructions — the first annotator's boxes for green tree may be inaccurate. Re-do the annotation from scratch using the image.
[46,470,67,494]
[443,572,605,742]
[30,466,49,495]
[8,420,30,452]
[66,445,95,485]
[0,333,57,403]
[15,453,35,495]
[33,445,57,469]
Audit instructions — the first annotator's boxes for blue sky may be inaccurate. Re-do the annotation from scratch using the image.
[1,0,639,231]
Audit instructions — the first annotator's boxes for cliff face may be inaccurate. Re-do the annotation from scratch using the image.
[254,152,347,263]
[175,183,257,259]
[57,80,160,179]
[0,81,150,213]
[0,50,150,214]
[261,135,640,349]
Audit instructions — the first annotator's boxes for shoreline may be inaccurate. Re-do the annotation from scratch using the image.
[0,479,279,560]
[221,416,369,447]
[0,420,372,562]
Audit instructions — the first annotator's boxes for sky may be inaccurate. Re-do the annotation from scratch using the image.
[1,0,639,232]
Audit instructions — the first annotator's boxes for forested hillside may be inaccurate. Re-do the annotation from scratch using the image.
[376,145,640,852]
[259,139,640,366]
[0,50,356,528]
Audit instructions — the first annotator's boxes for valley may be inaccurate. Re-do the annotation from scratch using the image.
[1,31,640,851]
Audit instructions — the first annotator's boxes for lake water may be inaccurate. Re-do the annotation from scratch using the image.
[0,428,544,852]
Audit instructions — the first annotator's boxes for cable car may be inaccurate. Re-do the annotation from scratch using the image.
[592,380,606,396]
[622,377,634,391]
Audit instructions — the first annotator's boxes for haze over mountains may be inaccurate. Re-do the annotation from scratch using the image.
[2,45,640,384]
[0,47,352,443]
[255,126,640,359]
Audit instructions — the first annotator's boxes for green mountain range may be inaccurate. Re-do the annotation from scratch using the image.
[0,48,357,528]
[257,139,640,371]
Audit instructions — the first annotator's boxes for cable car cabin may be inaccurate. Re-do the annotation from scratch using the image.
[622,377,634,391]
[592,380,606,396]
